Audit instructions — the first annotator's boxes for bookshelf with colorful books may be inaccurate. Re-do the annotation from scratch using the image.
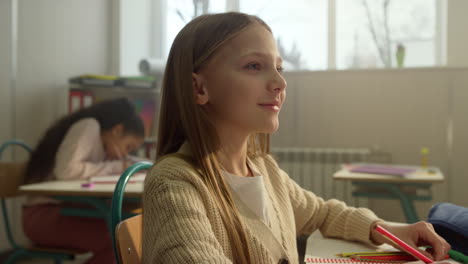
[68,74,160,160]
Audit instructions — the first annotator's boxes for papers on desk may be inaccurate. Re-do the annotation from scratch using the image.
[348,163,417,177]
[127,155,152,163]
[89,173,146,184]
[305,231,396,263]
[343,163,441,179]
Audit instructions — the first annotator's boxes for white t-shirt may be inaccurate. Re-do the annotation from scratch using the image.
[222,161,270,225]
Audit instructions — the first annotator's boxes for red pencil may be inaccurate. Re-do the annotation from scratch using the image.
[375,225,433,264]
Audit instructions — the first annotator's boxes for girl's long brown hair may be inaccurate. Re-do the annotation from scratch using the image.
[156,12,272,263]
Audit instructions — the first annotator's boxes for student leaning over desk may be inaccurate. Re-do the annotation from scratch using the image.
[142,12,451,264]
[22,98,144,264]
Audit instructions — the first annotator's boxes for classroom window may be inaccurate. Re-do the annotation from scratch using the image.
[336,0,438,69]
[239,0,328,71]
[156,0,443,70]
[165,0,226,56]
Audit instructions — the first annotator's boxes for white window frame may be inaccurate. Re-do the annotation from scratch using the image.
[146,0,446,71]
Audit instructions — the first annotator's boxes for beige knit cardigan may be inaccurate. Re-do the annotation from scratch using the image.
[142,145,381,263]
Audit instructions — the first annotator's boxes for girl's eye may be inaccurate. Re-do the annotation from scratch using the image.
[277,66,284,73]
[245,63,261,71]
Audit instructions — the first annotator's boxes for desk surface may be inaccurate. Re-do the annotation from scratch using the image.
[19,180,143,198]
[305,231,395,261]
[334,165,444,183]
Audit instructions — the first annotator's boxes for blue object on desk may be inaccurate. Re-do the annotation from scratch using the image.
[428,203,468,256]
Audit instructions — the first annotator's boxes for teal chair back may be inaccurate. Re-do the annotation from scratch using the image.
[110,161,153,264]
[0,140,78,264]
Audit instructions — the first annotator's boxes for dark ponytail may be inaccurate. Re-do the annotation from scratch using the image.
[24,98,145,184]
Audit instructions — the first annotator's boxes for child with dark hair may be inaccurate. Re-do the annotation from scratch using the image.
[22,97,145,264]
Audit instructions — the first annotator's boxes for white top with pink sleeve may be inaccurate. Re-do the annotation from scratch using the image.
[24,118,124,206]
[53,118,123,180]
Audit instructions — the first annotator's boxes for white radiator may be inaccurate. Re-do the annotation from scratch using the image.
[271,147,384,207]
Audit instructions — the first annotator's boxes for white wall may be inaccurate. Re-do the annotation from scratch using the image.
[0,1,13,147]
[0,0,111,253]
[0,0,13,253]
[447,0,468,67]
[15,0,110,147]
[274,68,468,222]
[451,70,468,205]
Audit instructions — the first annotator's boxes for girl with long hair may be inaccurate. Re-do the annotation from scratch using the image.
[142,12,450,264]
[23,97,144,264]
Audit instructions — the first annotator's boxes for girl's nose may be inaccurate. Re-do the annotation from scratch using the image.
[270,72,287,93]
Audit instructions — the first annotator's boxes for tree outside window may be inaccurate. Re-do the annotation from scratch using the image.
[336,0,437,69]
[163,0,440,70]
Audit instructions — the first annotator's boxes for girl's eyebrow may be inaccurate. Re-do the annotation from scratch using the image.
[239,51,283,64]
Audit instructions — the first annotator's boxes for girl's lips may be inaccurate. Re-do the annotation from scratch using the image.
[258,104,280,112]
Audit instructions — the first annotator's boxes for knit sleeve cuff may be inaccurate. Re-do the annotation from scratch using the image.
[343,208,384,245]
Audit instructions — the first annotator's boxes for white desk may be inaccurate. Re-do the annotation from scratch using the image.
[19,180,143,232]
[334,166,444,184]
[19,180,143,198]
[333,165,444,223]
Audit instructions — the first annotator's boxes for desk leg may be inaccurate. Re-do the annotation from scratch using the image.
[56,196,113,233]
[352,182,420,224]
[385,184,419,224]
[55,196,140,234]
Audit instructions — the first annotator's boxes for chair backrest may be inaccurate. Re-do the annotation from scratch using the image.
[115,214,142,264]
[111,161,153,264]
[0,162,27,198]
[0,140,32,198]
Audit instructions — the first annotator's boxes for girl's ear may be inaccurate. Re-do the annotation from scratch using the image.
[192,73,209,105]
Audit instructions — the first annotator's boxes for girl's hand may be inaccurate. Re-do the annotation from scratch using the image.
[122,158,130,170]
[370,221,451,261]
[112,144,129,171]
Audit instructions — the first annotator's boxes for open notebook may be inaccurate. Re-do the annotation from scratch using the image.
[305,231,399,264]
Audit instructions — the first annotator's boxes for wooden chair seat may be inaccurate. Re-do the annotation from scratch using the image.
[115,214,142,264]
[0,162,26,198]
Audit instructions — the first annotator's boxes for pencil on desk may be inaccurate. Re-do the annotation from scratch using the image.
[337,252,409,257]
[351,254,416,262]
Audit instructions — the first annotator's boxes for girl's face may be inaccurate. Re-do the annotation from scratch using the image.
[194,24,287,136]
[102,124,144,159]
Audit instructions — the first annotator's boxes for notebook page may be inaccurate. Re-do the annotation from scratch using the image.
[305,231,396,263]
